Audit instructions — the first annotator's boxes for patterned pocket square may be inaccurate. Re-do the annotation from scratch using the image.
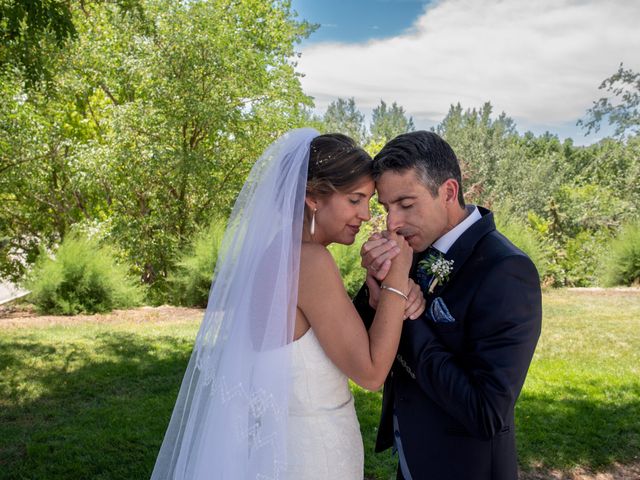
[429,297,456,323]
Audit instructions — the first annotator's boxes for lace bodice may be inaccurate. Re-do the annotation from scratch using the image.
[286,328,363,479]
[289,328,354,414]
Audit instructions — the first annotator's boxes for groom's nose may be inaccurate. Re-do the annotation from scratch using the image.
[386,211,402,232]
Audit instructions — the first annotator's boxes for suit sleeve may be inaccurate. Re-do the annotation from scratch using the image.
[353,282,376,331]
[402,254,542,439]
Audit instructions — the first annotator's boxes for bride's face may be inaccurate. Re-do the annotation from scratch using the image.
[312,176,375,246]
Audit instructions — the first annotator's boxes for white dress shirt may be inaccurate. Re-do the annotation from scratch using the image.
[432,205,482,254]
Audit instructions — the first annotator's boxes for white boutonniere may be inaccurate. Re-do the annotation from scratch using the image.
[418,253,454,293]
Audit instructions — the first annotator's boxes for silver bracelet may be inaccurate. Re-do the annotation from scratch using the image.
[380,284,408,301]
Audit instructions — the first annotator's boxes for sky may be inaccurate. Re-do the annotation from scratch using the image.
[290,0,640,145]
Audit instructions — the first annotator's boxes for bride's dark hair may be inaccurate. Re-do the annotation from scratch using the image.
[307,133,372,196]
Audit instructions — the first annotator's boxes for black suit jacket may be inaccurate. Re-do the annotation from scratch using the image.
[354,207,542,480]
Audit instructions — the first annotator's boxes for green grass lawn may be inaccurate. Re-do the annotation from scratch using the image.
[1,290,639,479]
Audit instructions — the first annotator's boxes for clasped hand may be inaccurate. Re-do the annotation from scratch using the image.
[360,231,426,320]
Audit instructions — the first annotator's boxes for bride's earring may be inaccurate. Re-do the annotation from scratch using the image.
[310,208,317,235]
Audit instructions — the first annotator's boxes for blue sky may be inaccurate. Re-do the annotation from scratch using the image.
[291,0,431,45]
[291,0,640,145]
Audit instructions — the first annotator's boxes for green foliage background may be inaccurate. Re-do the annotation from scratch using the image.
[25,233,143,314]
[167,217,226,307]
[1,0,314,300]
[1,0,639,302]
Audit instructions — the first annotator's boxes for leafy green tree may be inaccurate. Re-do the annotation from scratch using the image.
[0,67,106,281]
[553,183,630,235]
[322,97,367,145]
[0,0,143,84]
[1,0,314,300]
[579,63,640,138]
[94,0,313,297]
[497,132,574,217]
[571,137,640,212]
[369,100,414,144]
[435,102,519,206]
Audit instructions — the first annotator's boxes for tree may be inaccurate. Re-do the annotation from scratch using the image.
[369,100,414,144]
[435,102,519,206]
[579,63,640,138]
[322,97,367,145]
[0,0,315,296]
[95,0,313,296]
[0,68,107,281]
[0,0,143,84]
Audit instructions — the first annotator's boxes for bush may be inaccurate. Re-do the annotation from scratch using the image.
[26,234,144,315]
[603,221,640,286]
[561,229,610,287]
[329,240,367,299]
[168,218,226,307]
[328,223,381,299]
[494,210,549,280]
[170,217,370,306]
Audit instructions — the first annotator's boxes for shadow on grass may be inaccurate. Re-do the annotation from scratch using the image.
[351,382,640,478]
[0,332,193,480]
[516,383,640,471]
[2,332,639,479]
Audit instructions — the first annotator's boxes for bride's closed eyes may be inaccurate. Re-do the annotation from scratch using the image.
[347,189,375,206]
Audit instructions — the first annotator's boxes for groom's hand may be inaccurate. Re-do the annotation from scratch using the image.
[360,232,400,281]
[405,279,426,320]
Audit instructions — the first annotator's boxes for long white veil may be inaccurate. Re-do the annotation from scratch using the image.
[151,128,318,479]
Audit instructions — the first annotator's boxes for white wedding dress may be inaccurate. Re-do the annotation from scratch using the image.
[287,328,364,479]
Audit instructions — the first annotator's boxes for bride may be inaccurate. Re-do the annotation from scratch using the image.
[151,128,424,479]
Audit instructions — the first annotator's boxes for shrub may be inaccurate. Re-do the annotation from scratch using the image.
[495,210,549,280]
[329,238,367,299]
[168,218,226,307]
[26,234,144,315]
[603,221,640,286]
[561,229,610,287]
[327,219,383,299]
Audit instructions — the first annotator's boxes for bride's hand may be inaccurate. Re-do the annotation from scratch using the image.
[360,232,400,281]
[386,231,413,276]
[404,279,426,320]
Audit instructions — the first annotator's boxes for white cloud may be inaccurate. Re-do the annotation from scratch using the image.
[297,0,640,139]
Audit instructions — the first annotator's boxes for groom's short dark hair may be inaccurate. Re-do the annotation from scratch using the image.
[373,131,465,207]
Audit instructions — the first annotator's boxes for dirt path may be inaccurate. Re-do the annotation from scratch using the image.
[0,304,203,329]
[520,462,640,480]
[565,287,640,296]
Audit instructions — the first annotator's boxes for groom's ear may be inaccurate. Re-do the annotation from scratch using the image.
[440,179,459,205]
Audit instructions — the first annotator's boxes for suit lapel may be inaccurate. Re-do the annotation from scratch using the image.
[426,207,496,297]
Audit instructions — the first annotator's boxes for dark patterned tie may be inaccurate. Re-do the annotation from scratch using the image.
[415,246,440,292]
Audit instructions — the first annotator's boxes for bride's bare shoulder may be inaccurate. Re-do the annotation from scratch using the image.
[298,243,345,306]
[301,242,329,258]
[300,243,339,276]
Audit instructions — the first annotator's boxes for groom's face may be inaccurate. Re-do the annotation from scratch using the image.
[376,168,448,253]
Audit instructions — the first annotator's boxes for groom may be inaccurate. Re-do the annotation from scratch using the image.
[354,131,542,480]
